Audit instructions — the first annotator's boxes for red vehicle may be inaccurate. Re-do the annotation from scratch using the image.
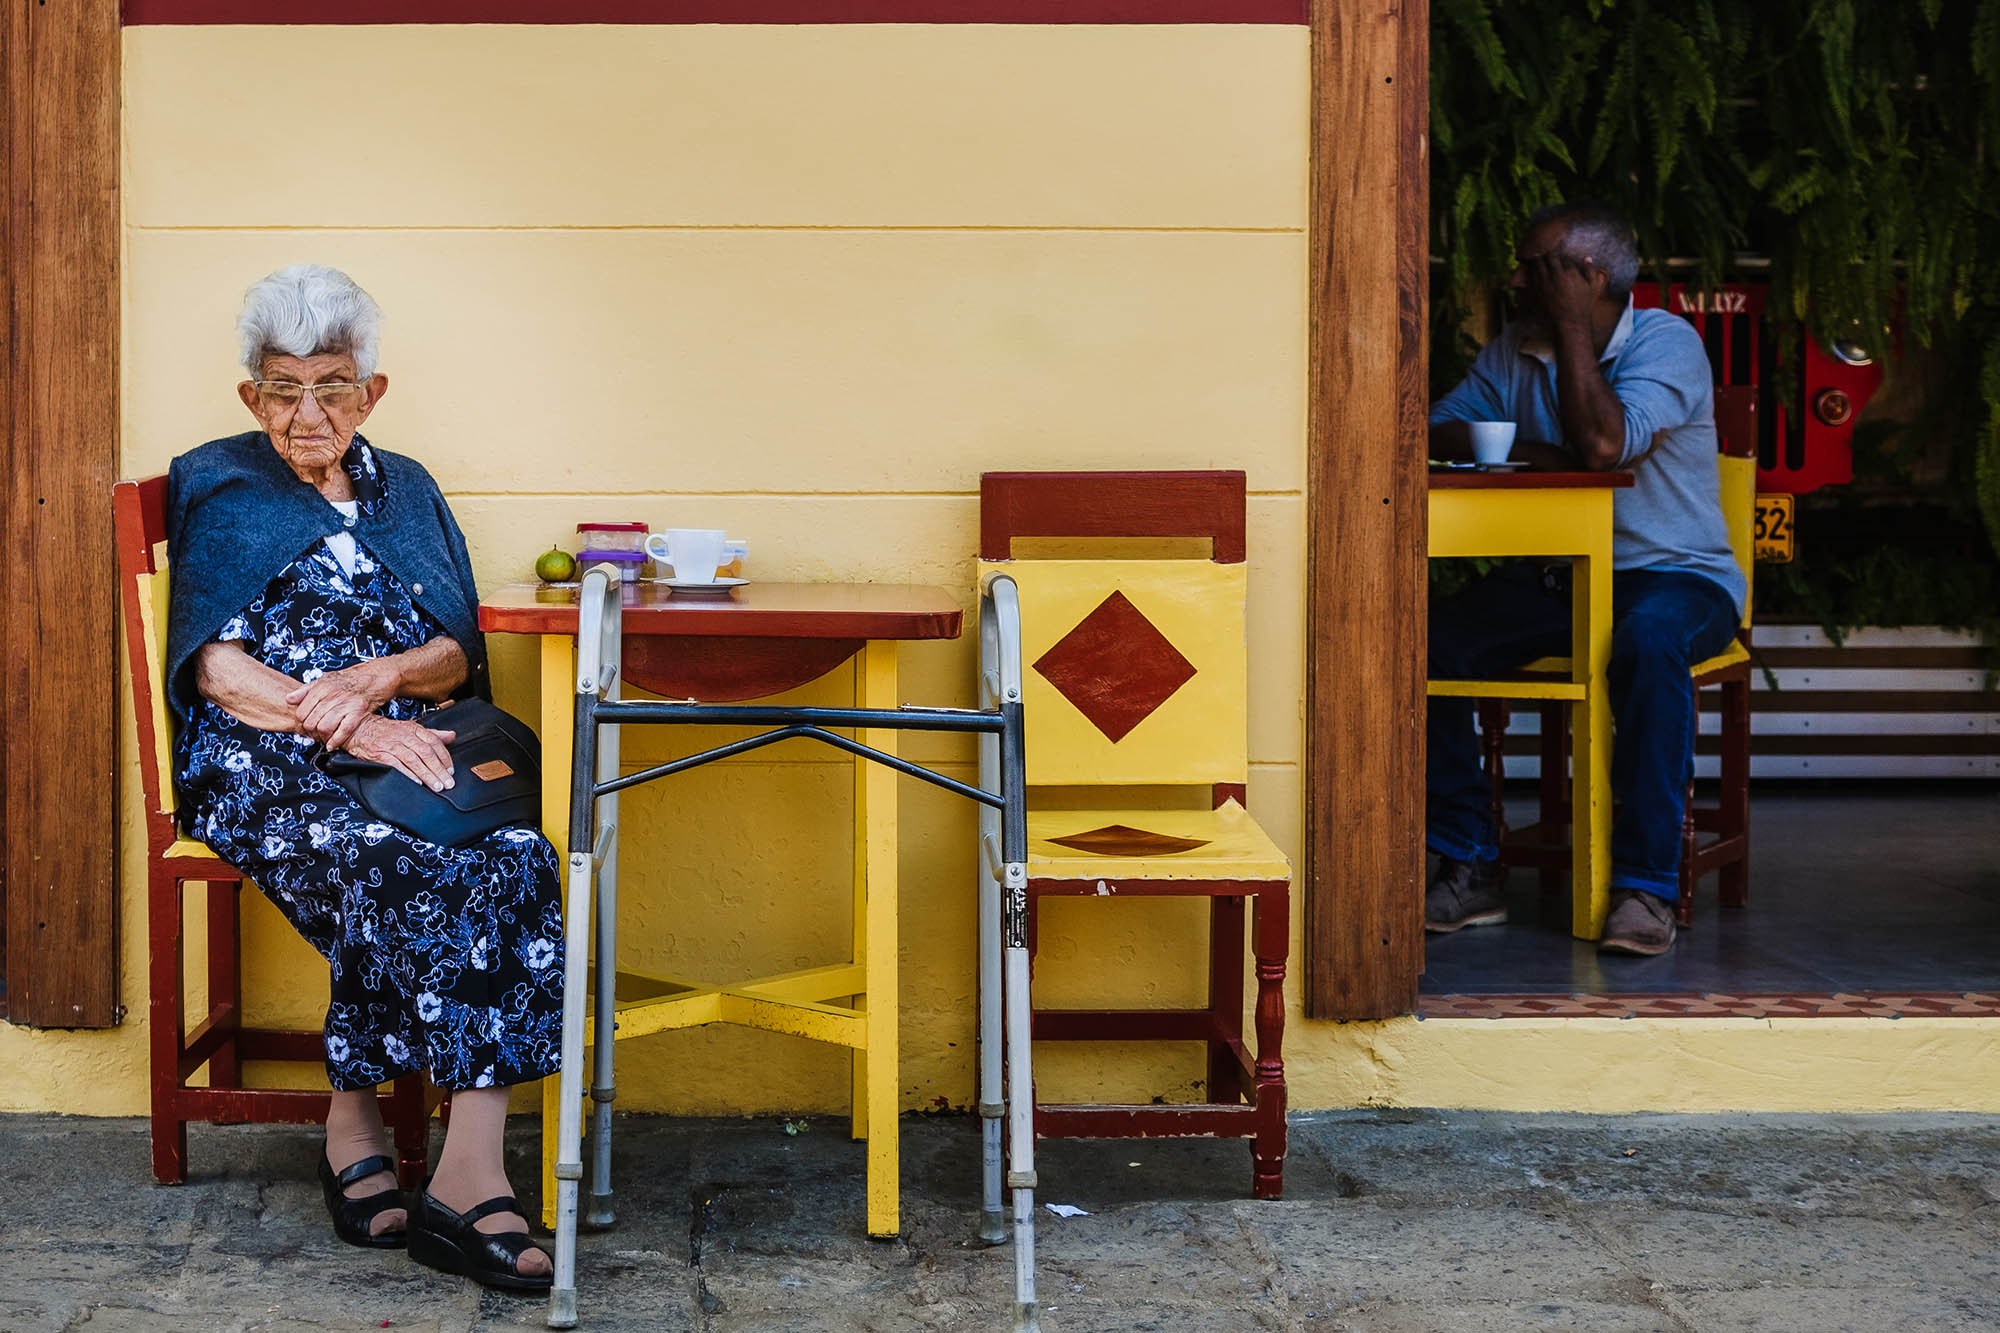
[1632,279,1884,495]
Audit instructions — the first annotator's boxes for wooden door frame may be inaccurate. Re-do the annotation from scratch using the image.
[1303,0,1429,1020]
[1,0,123,1027]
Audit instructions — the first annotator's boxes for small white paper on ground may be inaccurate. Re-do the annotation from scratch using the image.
[1045,1204,1090,1219]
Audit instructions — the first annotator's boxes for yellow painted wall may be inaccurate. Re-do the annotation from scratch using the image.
[5,22,1996,1122]
[6,22,1311,1119]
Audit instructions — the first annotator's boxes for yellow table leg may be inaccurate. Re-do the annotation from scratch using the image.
[1570,508,1615,940]
[539,632,575,1230]
[856,639,900,1238]
[849,654,869,1145]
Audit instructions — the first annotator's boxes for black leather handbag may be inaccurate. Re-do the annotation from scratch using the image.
[318,697,542,847]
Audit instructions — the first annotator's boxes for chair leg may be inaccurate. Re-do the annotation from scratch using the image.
[1478,700,1510,847]
[1538,702,1566,890]
[1677,774,1698,929]
[149,865,189,1185]
[205,879,243,1099]
[1206,896,1246,1105]
[1720,674,1751,909]
[1249,884,1288,1201]
[388,1075,430,1189]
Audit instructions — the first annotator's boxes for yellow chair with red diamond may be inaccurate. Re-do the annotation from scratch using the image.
[977,471,1291,1199]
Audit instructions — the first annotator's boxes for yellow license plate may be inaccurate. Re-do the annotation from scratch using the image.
[1754,493,1795,563]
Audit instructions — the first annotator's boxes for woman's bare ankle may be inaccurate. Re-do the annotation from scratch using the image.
[323,1091,405,1236]
[424,1163,548,1274]
[426,1084,547,1272]
[325,1091,392,1167]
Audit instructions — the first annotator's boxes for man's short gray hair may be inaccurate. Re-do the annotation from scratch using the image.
[1529,201,1641,303]
[237,264,382,379]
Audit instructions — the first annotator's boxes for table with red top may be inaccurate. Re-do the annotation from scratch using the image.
[479,579,963,1235]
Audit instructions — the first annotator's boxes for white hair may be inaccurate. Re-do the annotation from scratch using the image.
[1529,202,1642,302]
[237,264,382,379]
[1561,218,1641,302]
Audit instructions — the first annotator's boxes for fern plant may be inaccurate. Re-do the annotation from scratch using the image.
[1430,0,2000,580]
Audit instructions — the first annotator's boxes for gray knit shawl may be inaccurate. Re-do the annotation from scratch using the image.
[163,431,490,727]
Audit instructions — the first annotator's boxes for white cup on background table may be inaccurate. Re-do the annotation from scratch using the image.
[644,528,728,583]
[1468,421,1518,465]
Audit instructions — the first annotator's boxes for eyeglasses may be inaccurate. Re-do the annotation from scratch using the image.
[247,380,368,413]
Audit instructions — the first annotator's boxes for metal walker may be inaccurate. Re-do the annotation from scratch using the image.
[548,565,1039,1331]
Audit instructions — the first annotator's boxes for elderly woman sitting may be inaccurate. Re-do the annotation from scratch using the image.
[166,264,560,1291]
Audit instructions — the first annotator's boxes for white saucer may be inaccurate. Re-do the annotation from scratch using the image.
[662,576,749,596]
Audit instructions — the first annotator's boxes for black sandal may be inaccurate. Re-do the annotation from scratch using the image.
[317,1151,409,1249]
[409,1189,552,1292]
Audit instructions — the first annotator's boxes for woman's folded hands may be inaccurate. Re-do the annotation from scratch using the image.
[342,714,458,793]
[195,640,466,791]
[289,646,468,790]
[289,658,402,750]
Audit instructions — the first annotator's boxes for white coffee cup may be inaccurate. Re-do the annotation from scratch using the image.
[1468,421,1518,465]
[644,528,727,583]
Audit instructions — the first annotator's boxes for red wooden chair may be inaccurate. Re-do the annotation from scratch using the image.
[114,476,429,1187]
[1478,386,1758,924]
[980,470,1289,1199]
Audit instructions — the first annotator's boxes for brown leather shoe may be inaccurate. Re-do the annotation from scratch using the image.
[1424,856,1507,933]
[1599,889,1677,956]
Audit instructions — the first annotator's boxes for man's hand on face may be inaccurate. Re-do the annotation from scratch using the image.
[1526,249,1604,335]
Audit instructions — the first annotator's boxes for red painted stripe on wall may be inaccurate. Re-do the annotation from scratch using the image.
[124,0,1305,23]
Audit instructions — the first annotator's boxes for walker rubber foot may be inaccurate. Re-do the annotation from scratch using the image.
[978,1210,1007,1246]
[546,1288,577,1329]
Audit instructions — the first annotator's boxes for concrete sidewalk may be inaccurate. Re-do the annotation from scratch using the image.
[7,1110,2000,1332]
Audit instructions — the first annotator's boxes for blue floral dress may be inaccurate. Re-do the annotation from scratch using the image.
[176,444,562,1093]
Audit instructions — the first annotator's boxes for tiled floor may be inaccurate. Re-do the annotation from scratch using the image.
[1419,990,2000,1019]
[1419,784,2000,1012]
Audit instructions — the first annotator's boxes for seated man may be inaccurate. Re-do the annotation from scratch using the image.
[1425,201,1745,956]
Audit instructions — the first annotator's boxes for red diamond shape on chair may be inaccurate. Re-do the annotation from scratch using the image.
[1033,590,1197,742]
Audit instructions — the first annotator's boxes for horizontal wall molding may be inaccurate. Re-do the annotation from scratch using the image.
[124,1,1306,24]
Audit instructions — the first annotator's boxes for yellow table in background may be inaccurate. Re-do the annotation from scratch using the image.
[1425,471,1633,940]
[480,581,963,1233]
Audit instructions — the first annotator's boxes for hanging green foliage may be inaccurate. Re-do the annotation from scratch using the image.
[1430,0,2000,580]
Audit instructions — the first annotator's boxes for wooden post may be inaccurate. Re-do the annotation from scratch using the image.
[1,0,123,1027]
[1303,0,1428,1020]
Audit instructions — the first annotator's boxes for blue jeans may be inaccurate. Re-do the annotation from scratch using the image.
[1426,565,1741,902]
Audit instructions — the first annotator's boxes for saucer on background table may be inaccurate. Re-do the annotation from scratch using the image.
[661,576,749,596]
[1473,460,1532,472]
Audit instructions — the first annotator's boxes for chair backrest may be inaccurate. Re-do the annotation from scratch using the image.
[1714,385,1758,629]
[980,470,1247,563]
[979,472,1249,795]
[113,475,180,835]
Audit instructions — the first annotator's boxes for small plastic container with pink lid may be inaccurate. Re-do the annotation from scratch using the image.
[576,521,649,582]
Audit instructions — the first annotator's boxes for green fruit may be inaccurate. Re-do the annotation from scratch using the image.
[535,547,577,583]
